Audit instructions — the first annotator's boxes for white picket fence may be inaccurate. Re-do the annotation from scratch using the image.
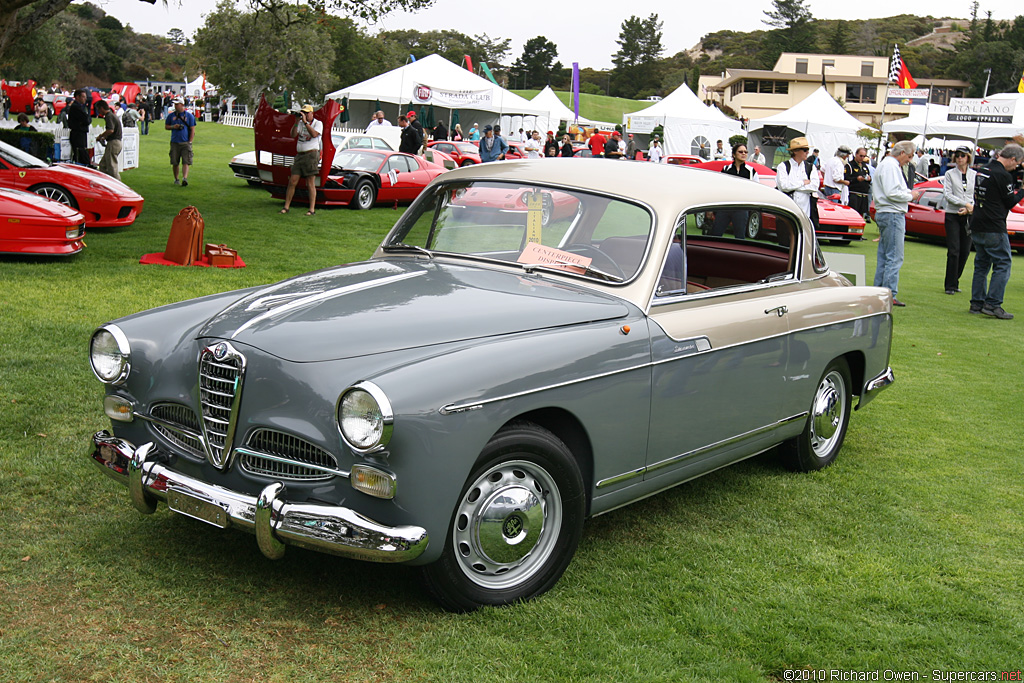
[219,113,365,136]
[0,119,139,169]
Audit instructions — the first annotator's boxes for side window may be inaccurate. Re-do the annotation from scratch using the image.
[656,206,798,297]
[372,138,391,150]
[387,155,412,173]
[350,137,373,149]
[921,191,942,208]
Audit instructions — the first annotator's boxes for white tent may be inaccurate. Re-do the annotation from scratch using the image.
[622,83,742,156]
[883,92,1024,144]
[326,54,546,133]
[748,87,873,161]
[528,86,593,130]
[184,75,216,97]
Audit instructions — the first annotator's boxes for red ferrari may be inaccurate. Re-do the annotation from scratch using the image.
[0,140,144,227]
[0,187,86,256]
[265,149,447,209]
[665,154,704,166]
[427,141,482,166]
[895,180,1024,252]
[688,160,866,242]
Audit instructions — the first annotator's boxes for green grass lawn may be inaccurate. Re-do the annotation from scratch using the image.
[511,90,647,126]
[1,124,1023,682]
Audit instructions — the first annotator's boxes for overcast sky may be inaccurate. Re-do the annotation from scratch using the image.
[95,0,1015,72]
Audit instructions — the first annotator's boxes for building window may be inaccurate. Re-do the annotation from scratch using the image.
[822,59,835,69]
[861,61,873,77]
[795,59,808,74]
[846,84,877,104]
[929,87,965,105]
[744,79,757,93]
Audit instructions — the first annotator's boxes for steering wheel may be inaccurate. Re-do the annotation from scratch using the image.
[562,244,626,279]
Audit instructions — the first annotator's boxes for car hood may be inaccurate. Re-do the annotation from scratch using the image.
[51,163,141,197]
[0,187,84,223]
[199,259,632,362]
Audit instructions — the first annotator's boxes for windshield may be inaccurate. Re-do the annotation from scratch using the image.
[0,140,48,168]
[334,150,384,172]
[454,143,478,154]
[384,180,654,283]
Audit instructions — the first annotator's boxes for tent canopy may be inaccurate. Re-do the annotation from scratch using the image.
[327,54,546,131]
[528,85,593,131]
[748,87,873,161]
[883,92,1024,144]
[622,82,741,156]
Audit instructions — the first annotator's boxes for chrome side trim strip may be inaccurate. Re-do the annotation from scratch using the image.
[595,412,807,489]
[440,311,891,414]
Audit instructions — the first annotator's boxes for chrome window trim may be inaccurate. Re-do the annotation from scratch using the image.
[382,178,659,288]
[596,412,808,489]
[336,381,394,454]
[645,202,808,314]
[438,311,890,414]
[90,324,132,385]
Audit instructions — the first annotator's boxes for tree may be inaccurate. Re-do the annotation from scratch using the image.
[511,36,560,90]
[190,0,335,108]
[377,29,510,74]
[611,14,663,99]
[167,28,186,45]
[824,20,850,54]
[760,0,815,67]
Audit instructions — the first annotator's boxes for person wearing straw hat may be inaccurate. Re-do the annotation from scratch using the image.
[775,137,820,227]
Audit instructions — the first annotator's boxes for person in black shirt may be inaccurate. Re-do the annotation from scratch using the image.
[712,144,761,239]
[398,115,420,155]
[969,143,1024,319]
[67,90,92,166]
[846,147,873,221]
[543,131,559,158]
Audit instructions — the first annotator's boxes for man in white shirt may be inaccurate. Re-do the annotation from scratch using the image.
[822,146,852,202]
[914,149,930,181]
[752,146,766,165]
[775,137,820,227]
[281,104,323,216]
[524,130,543,159]
[365,110,391,132]
[872,140,916,306]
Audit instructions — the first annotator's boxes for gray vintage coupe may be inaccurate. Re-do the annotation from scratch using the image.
[88,159,894,611]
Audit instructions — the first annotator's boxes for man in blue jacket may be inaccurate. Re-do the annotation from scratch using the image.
[478,125,508,163]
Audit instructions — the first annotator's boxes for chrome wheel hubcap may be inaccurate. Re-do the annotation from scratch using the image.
[357,185,372,206]
[809,370,846,458]
[38,187,70,205]
[453,459,560,589]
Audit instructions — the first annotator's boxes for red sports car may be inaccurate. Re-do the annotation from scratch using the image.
[446,183,582,227]
[0,140,144,227]
[665,154,704,166]
[265,149,447,209]
[688,160,866,242]
[427,141,482,166]
[0,187,86,256]
[897,181,1024,252]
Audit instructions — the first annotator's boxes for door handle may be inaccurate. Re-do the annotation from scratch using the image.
[765,305,788,317]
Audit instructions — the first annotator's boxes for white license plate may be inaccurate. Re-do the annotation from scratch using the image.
[167,489,230,529]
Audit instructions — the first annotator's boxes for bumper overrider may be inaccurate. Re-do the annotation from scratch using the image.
[89,431,429,563]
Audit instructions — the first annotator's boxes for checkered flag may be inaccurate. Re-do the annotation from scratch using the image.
[888,45,901,83]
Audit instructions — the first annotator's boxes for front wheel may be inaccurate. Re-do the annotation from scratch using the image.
[31,183,78,209]
[746,211,762,239]
[420,422,585,612]
[781,357,852,471]
[350,179,376,210]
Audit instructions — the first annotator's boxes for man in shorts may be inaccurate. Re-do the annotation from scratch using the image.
[165,97,195,186]
[280,104,323,216]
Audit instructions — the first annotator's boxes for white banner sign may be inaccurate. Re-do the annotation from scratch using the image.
[625,116,661,133]
[411,83,492,108]
[947,98,1017,124]
[886,88,929,106]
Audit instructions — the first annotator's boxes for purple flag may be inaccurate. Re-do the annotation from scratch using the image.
[572,63,580,122]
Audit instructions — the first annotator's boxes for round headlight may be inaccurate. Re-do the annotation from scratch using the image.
[338,382,393,453]
[90,325,131,384]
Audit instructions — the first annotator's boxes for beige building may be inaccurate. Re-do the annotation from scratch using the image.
[700,53,969,127]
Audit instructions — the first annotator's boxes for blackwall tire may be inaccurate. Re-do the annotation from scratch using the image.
[420,422,585,612]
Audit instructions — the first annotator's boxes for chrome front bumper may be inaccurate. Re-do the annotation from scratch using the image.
[89,431,428,563]
[857,366,895,410]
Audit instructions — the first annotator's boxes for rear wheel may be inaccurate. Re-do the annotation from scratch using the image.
[460,159,475,167]
[351,179,376,210]
[420,422,585,612]
[782,358,852,471]
[746,211,762,239]
[31,183,78,209]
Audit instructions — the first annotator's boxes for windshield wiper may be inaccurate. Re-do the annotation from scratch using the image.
[381,243,433,258]
[521,260,624,283]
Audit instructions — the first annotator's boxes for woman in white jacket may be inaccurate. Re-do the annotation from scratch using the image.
[939,145,976,295]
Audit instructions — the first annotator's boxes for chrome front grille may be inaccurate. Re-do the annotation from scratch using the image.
[150,402,204,457]
[241,429,339,481]
[198,342,246,469]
